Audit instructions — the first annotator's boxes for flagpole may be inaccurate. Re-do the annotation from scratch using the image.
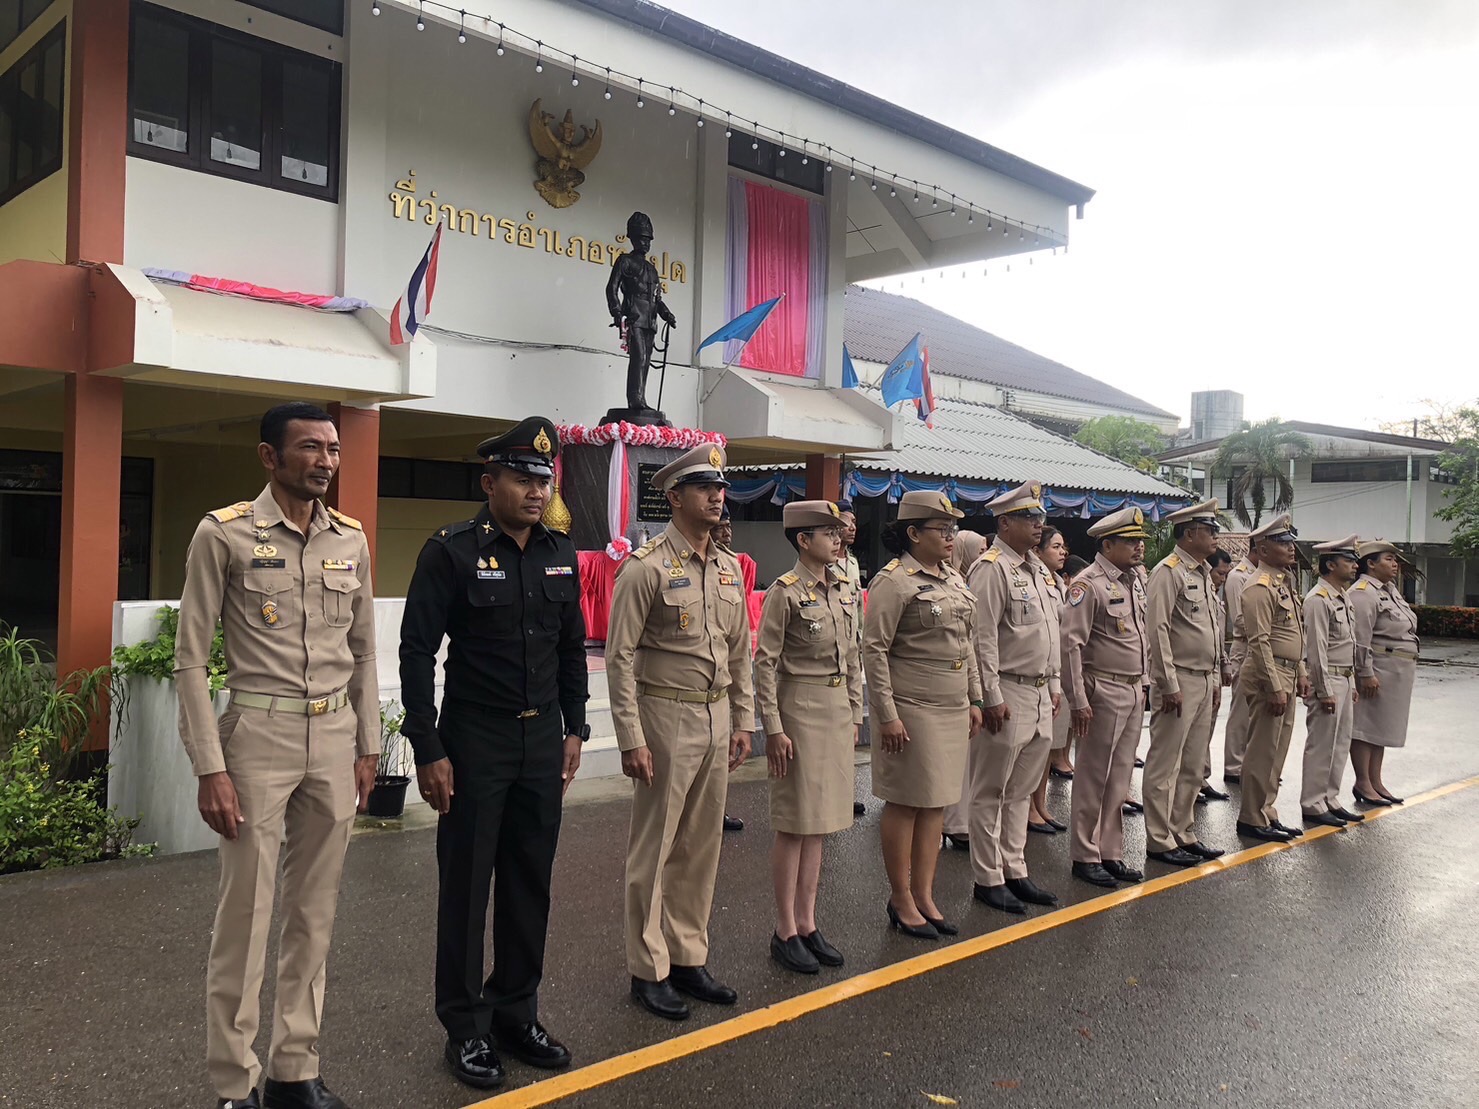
[699,292,785,406]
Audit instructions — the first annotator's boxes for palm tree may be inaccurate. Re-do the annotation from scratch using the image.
[1211,419,1313,528]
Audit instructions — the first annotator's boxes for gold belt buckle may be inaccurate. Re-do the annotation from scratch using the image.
[707,690,722,703]
[1036,676,1048,688]
[310,699,328,716]
[518,708,540,719]
[951,660,963,671]
[828,675,842,687]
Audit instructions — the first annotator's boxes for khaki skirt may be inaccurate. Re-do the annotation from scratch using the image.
[870,656,972,808]
[769,679,856,835]
[1352,653,1416,748]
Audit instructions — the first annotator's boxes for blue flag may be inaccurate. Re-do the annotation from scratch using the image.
[696,296,784,354]
[879,332,926,409]
[841,344,860,388]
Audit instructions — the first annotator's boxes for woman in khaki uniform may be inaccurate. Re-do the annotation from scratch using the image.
[755,501,864,974]
[864,490,984,940]
[1029,526,1071,833]
[1349,540,1419,805]
[941,528,988,849]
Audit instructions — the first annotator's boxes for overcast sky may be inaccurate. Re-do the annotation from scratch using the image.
[660,0,1479,431]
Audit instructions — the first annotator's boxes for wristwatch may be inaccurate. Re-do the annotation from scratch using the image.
[572,723,591,743]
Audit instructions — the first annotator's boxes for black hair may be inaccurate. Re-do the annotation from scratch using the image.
[1318,554,1344,577]
[1209,548,1233,569]
[260,402,333,454]
[784,526,808,552]
[880,520,918,557]
[1037,525,1061,551]
[1172,522,1191,540]
[1065,554,1090,577]
[1360,552,1383,576]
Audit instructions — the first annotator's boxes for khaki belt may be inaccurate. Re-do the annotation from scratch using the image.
[1086,668,1140,685]
[1379,647,1420,661]
[1331,666,1355,677]
[779,675,845,688]
[1274,657,1300,670]
[231,689,350,716]
[1174,665,1214,676]
[1002,672,1049,687]
[900,657,966,672]
[638,683,729,704]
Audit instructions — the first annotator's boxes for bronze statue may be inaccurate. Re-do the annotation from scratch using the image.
[605,212,677,420]
[528,99,602,208]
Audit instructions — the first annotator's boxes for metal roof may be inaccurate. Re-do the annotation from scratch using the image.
[843,285,1177,421]
[569,0,1095,207]
[1159,420,1451,462]
[849,391,1188,498]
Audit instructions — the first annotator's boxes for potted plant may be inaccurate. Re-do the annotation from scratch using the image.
[364,700,412,818]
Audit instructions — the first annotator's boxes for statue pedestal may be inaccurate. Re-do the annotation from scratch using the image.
[600,406,669,428]
[560,439,684,550]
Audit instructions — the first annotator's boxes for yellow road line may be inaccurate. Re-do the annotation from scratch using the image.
[465,774,1479,1109]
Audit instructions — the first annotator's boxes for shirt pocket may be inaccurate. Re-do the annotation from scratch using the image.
[243,571,296,631]
[914,589,948,628]
[661,589,703,639]
[1005,587,1044,627]
[466,578,517,634]
[322,572,361,628]
[541,576,577,630]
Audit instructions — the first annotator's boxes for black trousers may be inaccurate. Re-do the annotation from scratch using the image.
[434,699,563,1039]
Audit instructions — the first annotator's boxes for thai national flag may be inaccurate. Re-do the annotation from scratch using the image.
[914,344,937,427]
[389,222,442,345]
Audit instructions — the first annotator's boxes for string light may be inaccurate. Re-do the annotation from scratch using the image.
[667,87,676,116]
[724,112,732,138]
[371,1,381,14]
[604,67,611,99]
[696,99,704,126]
[636,79,644,108]
[848,159,856,181]
[456,8,466,42]
[778,133,786,156]
[495,22,504,55]
[534,42,543,72]
[415,2,424,30]
[569,55,578,84]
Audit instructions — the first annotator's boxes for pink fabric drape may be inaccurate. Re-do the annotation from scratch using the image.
[741,181,810,377]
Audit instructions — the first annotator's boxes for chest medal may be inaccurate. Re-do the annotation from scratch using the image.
[261,601,280,627]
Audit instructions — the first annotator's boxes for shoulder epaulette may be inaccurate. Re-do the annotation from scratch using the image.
[829,565,850,584]
[881,558,900,573]
[1164,553,1181,569]
[630,537,661,560]
[328,507,363,531]
[1256,572,1272,587]
[982,548,1002,563]
[431,519,476,543]
[207,501,254,524]
[1315,586,1329,599]
[1354,580,1369,590]
[778,571,799,586]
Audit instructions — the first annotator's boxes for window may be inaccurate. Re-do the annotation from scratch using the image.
[378,457,485,502]
[127,3,340,201]
[0,18,63,206]
[728,133,826,195]
[0,0,54,54]
[1309,459,1418,483]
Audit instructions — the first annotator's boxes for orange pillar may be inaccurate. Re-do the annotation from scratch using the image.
[805,454,841,501]
[66,0,129,265]
[328,404,380,570]
[57,374,123,741]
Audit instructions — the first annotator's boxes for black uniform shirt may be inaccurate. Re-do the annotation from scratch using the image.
[399,506,588,763]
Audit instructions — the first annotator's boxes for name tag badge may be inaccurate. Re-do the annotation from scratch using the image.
[478,570,506,580]
[251,558,286,569]
[545,565,574,576]
[668,577,691,588]
[322,559,356,571]
[799,599,820,608]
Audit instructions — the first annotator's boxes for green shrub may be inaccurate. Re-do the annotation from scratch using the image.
[1415,606,1479,639]
[0,731,154,874]
[0,624,111,775]
[111,605,227,692]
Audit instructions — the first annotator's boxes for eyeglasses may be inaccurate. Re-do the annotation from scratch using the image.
[807,526,843,539]
[917,525,960,538]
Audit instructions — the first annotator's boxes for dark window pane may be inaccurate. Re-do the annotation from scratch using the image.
[131,15,190,154]
[280,57,332,187]
[13,56,35,177]
[239,0,342,35]
[0,76,12,189]
[208,38,262,170]
[0,1,19,51]
[20,0,49,24]
[37,32,60,166]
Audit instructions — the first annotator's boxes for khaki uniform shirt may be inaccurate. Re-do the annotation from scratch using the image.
[1224,558,1257,646]
[1349,574,1420,678]
[1303,579,1355,699]
[1240,569,1307,696]
[862,553,983,724]
[606,524,756,752]
[174,486,379,776]
[754,561,864,735]
[1145,546,1221,697]
[1060,553,1149,712]
[967,537,1060,708]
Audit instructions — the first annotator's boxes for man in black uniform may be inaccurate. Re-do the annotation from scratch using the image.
[399,417,589,1090]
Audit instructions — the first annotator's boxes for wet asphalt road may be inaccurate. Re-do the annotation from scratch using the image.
[3,647,1478,1109]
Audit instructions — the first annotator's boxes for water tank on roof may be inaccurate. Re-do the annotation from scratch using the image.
[1191,390,1244,442]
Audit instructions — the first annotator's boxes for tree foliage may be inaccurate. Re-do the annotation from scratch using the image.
[1377,400,1465,442]
[1074,415,1167,473]
[1434,405,1479,556]
[1211,419,1313,528]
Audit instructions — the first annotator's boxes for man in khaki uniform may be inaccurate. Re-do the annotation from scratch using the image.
[1142,500,1226,868]
[1236,513,1310,842]
[965,481,1061,914]
[1221,546,1261,783]
[607,443,754,1021]
[1300,535,1366,828]
[176,403,379,1109]
[1061,506,1150,889]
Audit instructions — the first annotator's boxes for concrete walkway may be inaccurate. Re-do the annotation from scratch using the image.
[3,642,1477,1108]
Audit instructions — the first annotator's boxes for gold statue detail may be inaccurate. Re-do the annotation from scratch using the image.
[528,99,603,208]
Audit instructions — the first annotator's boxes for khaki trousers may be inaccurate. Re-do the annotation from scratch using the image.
[1070,676,1143,865]
[941,762,971,836]
[968,681,1053,886]
[1223,646,1252,776]
[1238,679,1298,827]
[1301,675,1355,814]
[1143,670,1215,854]
[624,695,729,981]
[207,703,358,1100]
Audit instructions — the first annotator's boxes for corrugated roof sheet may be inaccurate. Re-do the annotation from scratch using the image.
[849,391,1188,497]
[843,285,1176,420]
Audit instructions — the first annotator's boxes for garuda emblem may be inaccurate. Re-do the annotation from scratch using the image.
[528,99,602,208]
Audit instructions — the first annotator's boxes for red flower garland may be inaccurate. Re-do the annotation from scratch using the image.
[558,422,727,449]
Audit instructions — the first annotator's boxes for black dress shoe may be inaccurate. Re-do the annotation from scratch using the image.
[974,882,1026,914]
[1027,821,1057,835]
[1049,766,1074,780]
[1134,757,1145,768]
[801,929,844,967]
[1269,820,1304,838]
[1330,806,1365,823]
[1122,799,1144,815]
[1353,789,1393,806]
[492,1021,571,1070]
[941,832,970,850]
[885,901,940,939]
[1236,821,1291,842]
[1072,861,1118,888]
[923,914,959,935]
[1223,773,1241,784]
[1199,784,1230,801]
[1102,859,1143,883]
[771,932,820,974]
[853,800,866,815]
[442,1038,505,1090]
[1147,848,1202,867]
[723,813,744,831]
[1302,810,1347,828]
[1377,791,1405,805]
[1006,876,1059,905]
[630,976,690,1021]
[670,964,738,1005]
[1046,816,1068,831]
[261,1078,349,1109]
[218,1094,261,1109]
[1181,841,1225,860]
